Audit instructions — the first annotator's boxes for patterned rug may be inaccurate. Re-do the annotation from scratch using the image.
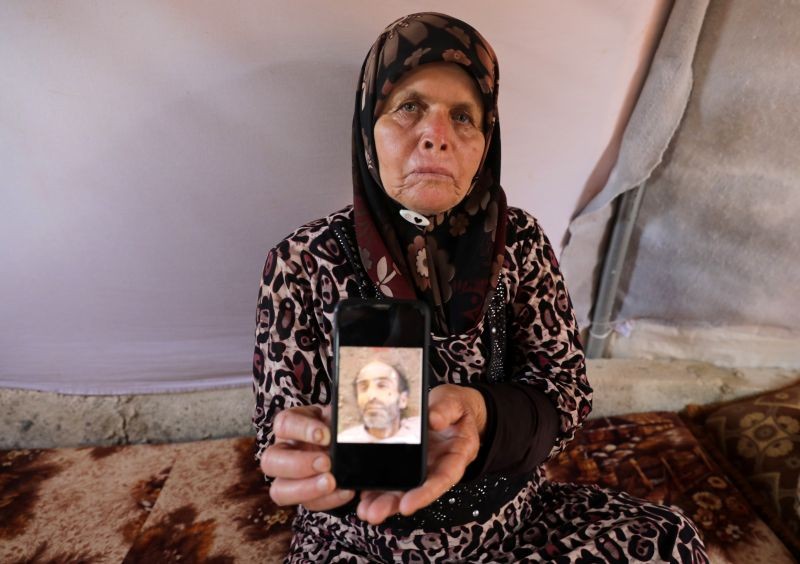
[544,412,795,563]
[1,413,793,563]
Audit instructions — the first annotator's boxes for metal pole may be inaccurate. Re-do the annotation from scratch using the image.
[584,184,647,358]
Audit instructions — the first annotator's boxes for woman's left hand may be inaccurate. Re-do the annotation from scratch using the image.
[356,383,487,525]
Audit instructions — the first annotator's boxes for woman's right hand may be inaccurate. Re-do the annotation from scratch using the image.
[260,405,356,511]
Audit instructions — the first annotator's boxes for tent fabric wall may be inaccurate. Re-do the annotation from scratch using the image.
[0,1,668,394]
[561,0,710,330]
[562,0,800,367]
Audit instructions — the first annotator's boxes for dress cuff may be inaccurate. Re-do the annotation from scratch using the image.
[461,382,558,481]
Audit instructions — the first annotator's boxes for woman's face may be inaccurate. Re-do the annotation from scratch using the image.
[374,62,485,216]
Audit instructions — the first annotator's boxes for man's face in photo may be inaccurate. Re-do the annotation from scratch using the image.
[355,361,408,437]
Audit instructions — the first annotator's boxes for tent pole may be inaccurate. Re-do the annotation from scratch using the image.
[584,185,647,358]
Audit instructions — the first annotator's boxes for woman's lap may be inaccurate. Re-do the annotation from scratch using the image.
[286,481,707,563]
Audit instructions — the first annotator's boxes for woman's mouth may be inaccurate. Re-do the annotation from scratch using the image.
[408,166,453,178]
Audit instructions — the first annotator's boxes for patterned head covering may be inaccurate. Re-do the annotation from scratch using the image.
[353,12,507,334]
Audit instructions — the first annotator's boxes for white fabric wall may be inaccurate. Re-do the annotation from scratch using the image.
[0,1,668,394]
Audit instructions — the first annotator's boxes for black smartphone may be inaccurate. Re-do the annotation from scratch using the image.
[331,298,429,490]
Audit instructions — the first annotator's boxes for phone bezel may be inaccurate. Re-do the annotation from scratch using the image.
[331,298,430,490]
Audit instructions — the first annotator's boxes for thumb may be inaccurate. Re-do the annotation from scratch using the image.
[428,393,466,431]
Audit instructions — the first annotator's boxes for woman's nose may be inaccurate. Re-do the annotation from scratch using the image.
[419,111,451,152]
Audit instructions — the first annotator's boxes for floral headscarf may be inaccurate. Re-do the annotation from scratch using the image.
[353,12,507,334]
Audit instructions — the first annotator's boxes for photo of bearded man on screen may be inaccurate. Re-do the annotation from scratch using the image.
[338,360,421,444]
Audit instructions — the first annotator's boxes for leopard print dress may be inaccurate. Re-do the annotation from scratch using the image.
[252,206,708,563]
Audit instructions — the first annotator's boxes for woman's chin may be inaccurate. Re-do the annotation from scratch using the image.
[400,189,465,216]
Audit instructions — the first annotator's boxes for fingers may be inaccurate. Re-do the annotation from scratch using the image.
[357,491,403,525]
[261,405,354,511]
[270,472,354,511]
[269,473,337,506]
[261,442,330,479]
[273,406,331,446]
[302,488,357,512]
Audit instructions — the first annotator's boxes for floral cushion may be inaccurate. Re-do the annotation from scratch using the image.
[544,412,795,562]
[684,381,800,556]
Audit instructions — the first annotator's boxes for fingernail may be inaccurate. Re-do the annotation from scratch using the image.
[317,474,331,492]
[310,427,329,445]
[312,456,329,473]
[340,489,354,499]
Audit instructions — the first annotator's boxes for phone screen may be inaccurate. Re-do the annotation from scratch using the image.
[331,299,429,490]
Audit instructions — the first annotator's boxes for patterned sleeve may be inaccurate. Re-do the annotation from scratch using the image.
[251,238,332,478]
[507,210,592,459]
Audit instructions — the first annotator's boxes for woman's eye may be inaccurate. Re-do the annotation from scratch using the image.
[454,112,472,124]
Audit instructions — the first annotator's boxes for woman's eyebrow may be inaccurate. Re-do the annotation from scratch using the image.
[391,89,481,114]
[390,88,423,103]
[451,101,481,115]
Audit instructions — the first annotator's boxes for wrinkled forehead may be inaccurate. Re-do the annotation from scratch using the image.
[356,362,399,384]
[380,62,484,114]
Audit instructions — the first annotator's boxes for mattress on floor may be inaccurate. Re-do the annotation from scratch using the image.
[0,412,793,562]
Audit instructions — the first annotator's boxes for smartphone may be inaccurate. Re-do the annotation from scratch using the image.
[331,298,429,490]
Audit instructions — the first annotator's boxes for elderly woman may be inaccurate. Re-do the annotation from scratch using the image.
[253,12,707,563]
